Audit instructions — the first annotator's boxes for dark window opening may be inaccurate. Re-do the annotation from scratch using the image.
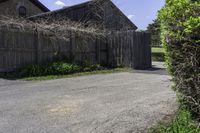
[19,6,26,17]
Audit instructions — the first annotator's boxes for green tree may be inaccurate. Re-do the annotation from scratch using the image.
[147,19,161,47]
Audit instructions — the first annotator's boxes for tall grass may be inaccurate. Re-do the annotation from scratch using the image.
[150,108,200,133]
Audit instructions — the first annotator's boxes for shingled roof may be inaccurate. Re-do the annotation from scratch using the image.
[0,0,50,12]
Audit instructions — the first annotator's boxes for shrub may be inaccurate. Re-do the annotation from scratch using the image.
[149,108,200,133]
[158,0,200,117]
[152,52,165,62]
[147,19,162,47]
[17,62,83,77]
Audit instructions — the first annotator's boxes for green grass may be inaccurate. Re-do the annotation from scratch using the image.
[152,47,165,62]
[149,109,200,133]
[152,47,165,53]
[0,68,130,81]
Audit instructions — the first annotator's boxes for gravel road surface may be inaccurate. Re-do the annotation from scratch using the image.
[0,62,176,133]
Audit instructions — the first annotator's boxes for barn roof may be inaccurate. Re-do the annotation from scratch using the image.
[29,1,96,18]
[0,0,50,12]
[29,0,137,30]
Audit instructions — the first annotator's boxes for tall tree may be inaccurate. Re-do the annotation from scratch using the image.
[147,19,161,47]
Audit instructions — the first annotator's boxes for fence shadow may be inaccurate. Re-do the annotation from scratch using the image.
[130,64,168,76]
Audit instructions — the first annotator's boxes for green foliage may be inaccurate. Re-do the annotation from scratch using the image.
[17,62,82,77]
[152,47,165,62]
[147,19,162,47]
[158,0,200,117]
[0,62,128,81]
[22,68,129,81]
[149,109,200,133]
[6,62,103,78]
[152,47,165,53]
[184,16,200,35]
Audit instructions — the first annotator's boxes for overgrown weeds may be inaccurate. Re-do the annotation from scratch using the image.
[149,107,200,133]
[0,62,103,79]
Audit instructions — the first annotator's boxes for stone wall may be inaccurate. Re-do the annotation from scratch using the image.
[0,0,44,17]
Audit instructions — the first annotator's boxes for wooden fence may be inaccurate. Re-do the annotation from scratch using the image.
[0,29,151,72]
[108,31,152,69]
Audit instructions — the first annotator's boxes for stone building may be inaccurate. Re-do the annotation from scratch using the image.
[0,0,137,31]
[0,0,49,17]
[30,0,137,31]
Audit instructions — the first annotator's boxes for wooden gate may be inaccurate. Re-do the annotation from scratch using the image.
[108,31,152,69]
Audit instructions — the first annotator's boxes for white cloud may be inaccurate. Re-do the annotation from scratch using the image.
[55,1,66,6]
[128,15,135,20]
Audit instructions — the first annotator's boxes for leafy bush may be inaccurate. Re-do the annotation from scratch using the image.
[15,62,103,77]
[149,108,200,133]
[152,53,165,62]
[17,62,82,77]
[158,0,200,117]
[147,19,162,47]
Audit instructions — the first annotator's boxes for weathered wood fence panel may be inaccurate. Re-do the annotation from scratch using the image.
[108,31,152,69]
[0,29,151,72]
[0,30,37,72]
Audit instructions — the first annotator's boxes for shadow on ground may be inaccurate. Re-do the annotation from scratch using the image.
[131,62,168,76]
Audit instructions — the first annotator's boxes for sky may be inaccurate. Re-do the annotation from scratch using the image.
[39,0,165,30]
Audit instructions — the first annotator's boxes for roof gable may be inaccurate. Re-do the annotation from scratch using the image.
[29,0,50,12]
[29,0,137,30]
[105,0,137,30]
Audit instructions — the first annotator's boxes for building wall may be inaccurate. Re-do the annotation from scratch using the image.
[0,0,44,17]
[102,1,136,30]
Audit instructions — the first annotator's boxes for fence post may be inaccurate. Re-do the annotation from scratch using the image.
[69,31,72,62]
[36,31,42,65]
[107,31,116,67]
[69,30,75,62]
[96,37,100,64]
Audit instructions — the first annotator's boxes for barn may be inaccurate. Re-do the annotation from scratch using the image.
[0,0,137,31]
[29,0,137,31]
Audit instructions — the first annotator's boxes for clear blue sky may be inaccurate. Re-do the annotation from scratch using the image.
[39,0,165,30]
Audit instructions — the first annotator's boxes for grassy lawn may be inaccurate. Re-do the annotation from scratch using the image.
[0,68,130,81]
[149,108,200,133]
[152,47,165,62]
[152,47,165,53]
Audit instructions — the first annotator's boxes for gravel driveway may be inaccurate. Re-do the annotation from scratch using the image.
[0,63,176,133]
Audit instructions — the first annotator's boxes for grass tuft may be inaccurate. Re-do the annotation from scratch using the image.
[149,108,200,133]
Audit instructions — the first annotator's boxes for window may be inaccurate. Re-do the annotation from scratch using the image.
[19,6,26,17]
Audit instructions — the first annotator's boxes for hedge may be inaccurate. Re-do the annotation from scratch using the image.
[158,0,200,117]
